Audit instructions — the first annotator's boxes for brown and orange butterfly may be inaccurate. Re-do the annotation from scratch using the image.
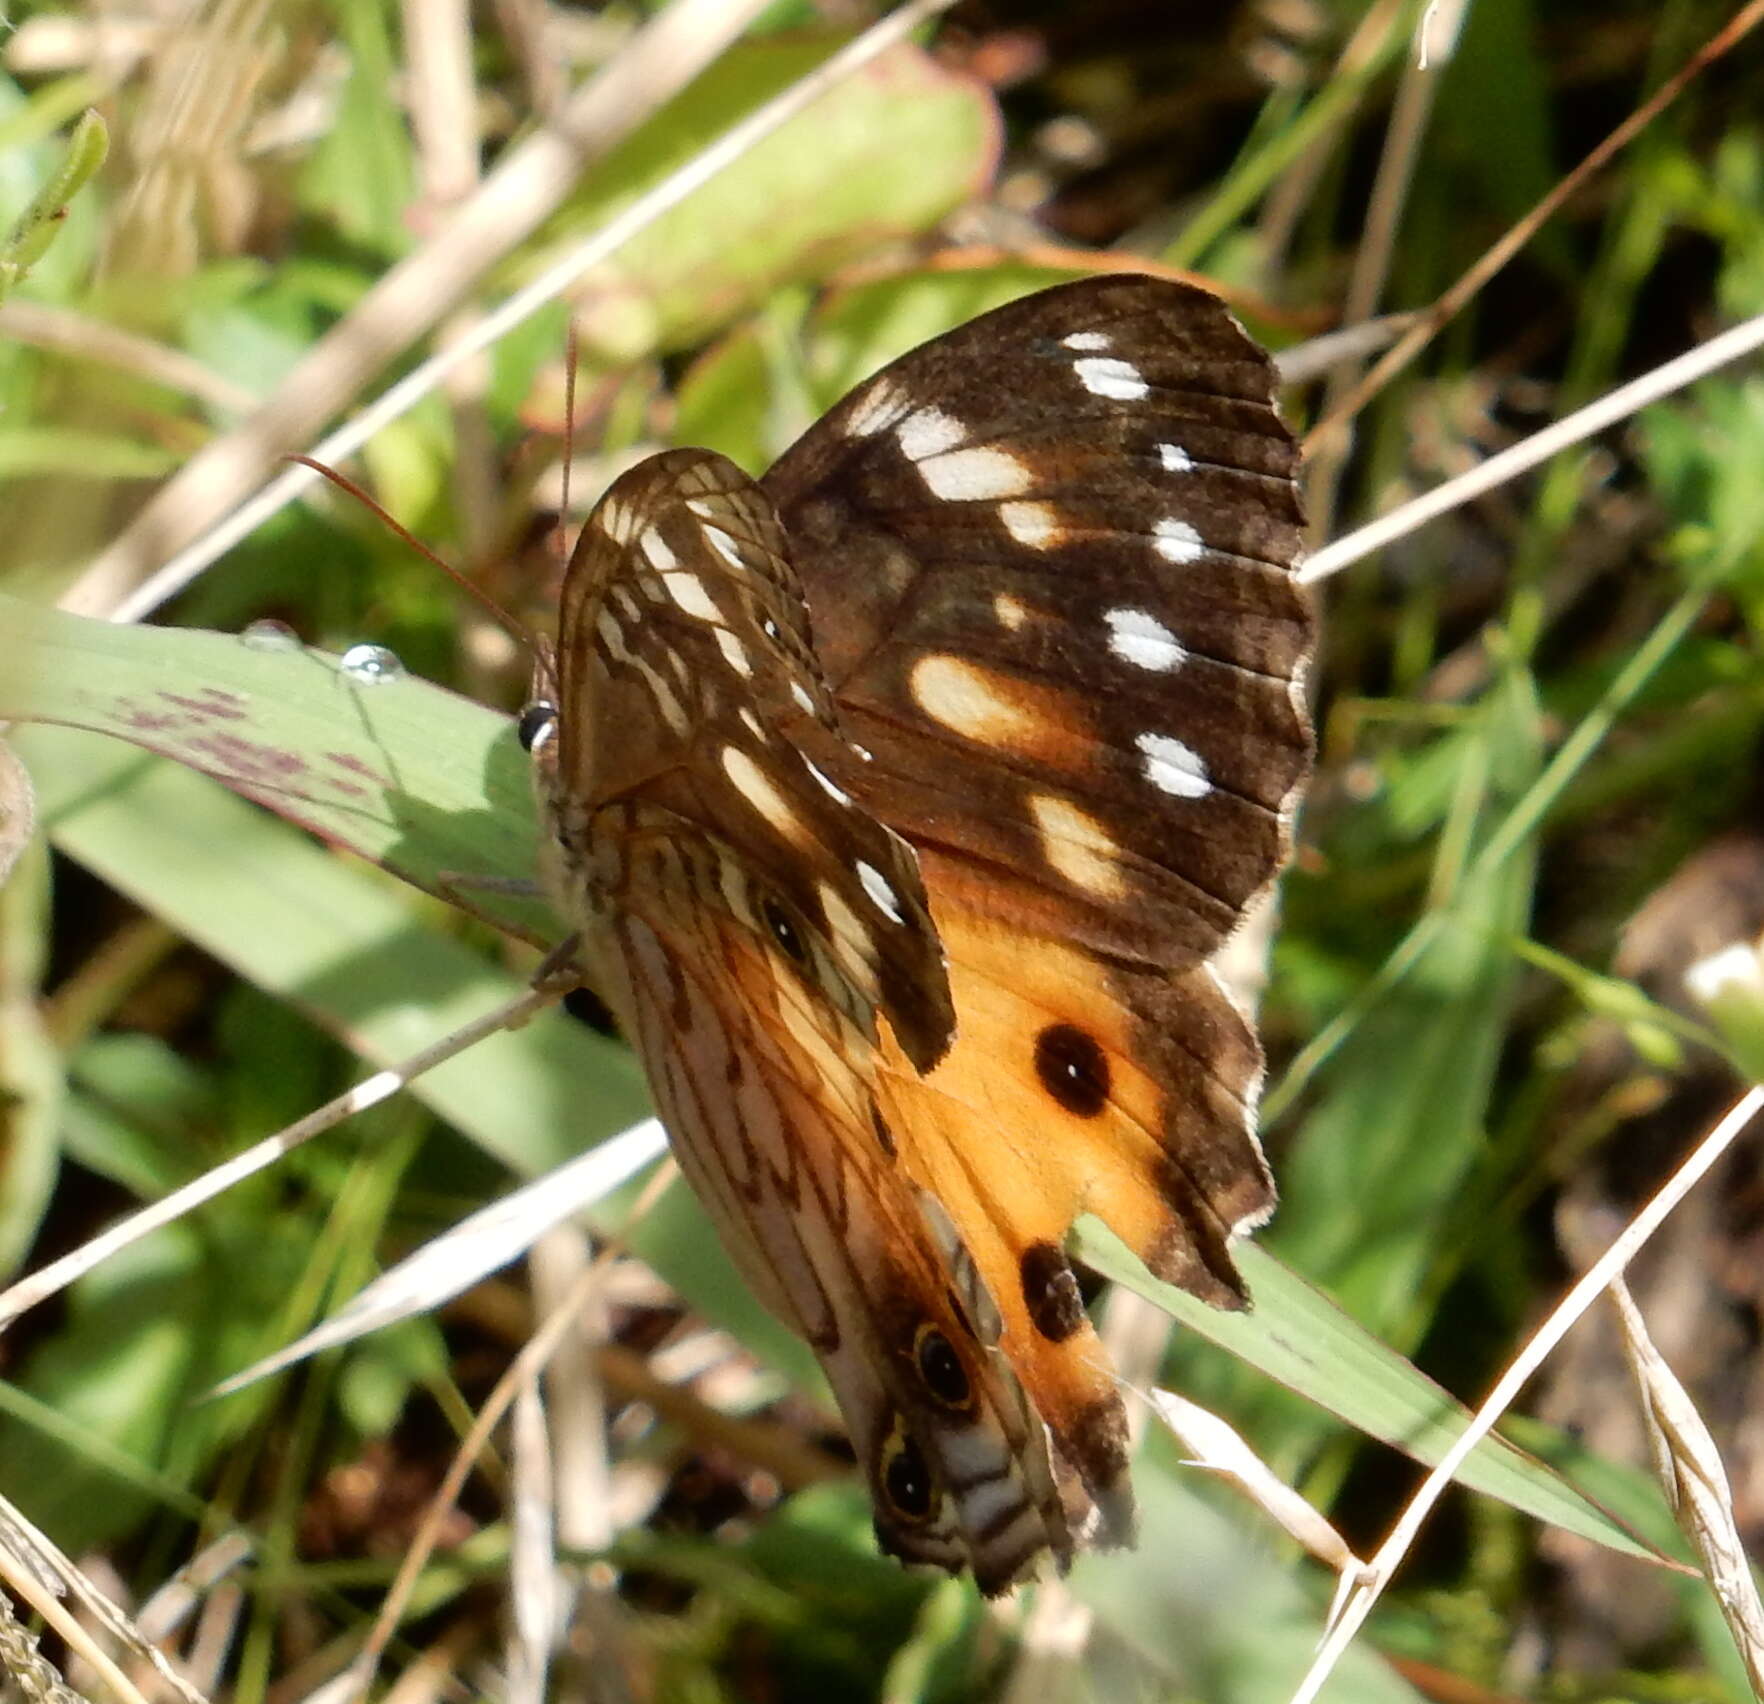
[520,275,1312,1593]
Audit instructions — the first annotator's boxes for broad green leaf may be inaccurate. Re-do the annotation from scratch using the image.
[548,40,1000,367]
[1,595,551,944]
[16,719,642,1180]
[1077,1226,1658,1564]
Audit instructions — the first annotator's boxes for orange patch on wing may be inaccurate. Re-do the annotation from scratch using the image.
[872,906,1187,1522]
[907,655,1093,763]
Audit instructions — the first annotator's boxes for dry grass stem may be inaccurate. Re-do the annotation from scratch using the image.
[1301,310,1764,585]
[1289,1084,1764,1704]
[1306,0,1764,454]
[1151,1389,1365,1576]
[1611,1277,1764,1693]
[92,0,954,625]
[206,1116,666,1397]
[0,985,560,1334]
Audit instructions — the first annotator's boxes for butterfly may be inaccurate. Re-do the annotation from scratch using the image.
[519,275,1312,1593]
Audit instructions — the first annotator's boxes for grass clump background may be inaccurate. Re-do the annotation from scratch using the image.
[3,2,1764,1700]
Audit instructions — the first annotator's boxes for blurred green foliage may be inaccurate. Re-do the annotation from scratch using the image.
[4,2,1764,1700]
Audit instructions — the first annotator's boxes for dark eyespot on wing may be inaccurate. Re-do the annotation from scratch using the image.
[762,895,808,963]
[915,1326,972,1408]
[881,1431,935,1520]
[1019,1241,1086,1343]
[1033,1022,1111,1117]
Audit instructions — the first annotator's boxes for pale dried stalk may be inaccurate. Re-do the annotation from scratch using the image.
[346,1163,676,1703]
[1288,1085,1764,1704]
[0,985,558,1334]
[1301,310,1764,585]
[1305,0,1465,542]
[1611,1278,1764,1693]
[1306,0,1764,456]
[76,0,950,622]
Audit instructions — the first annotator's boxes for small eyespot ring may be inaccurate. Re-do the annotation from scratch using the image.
[517,700,559,753]
[879,1422,936,1523]
[913,1324,972,1411]
[762,897,808,963]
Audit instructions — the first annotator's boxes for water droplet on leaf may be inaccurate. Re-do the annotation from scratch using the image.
[240,618,300,652]
[339,643,405,686]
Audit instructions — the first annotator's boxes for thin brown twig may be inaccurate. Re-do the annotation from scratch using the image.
[1304,0,1764,459]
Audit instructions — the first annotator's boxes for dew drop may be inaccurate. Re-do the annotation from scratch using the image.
[339,643,405,686]
[239,618,300,652]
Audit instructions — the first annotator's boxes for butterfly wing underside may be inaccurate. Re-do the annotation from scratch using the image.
[762,276,1312,1523]
[531,449,1085,1589]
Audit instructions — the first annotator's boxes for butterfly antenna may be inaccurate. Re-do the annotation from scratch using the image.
[288,453,538,655]
[557,320,580,567]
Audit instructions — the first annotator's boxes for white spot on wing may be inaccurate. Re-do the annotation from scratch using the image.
[804,758,851,805]
[1074,356,1147,400]
[915,445,1033,501]
[740,708,765,739]
[896,407,967,460]
[594,608,629,660]
[1106,608,1187,672]
[1000,500,1061,548]
[1152,517,1204,564]
[702,525,744,570]
[842,375,906,438]
[790,681,816,715]
[639,528,677,571]
[662,571,721,620]
[1137,732,1211,798]
[856,860,904,923]
[817,881,876,991]
[596,498,637,543]
[957,1474,1031,1539]
[721,746,805,838]
[1028,794,1127,898]
[1159,441,1193,473]
[909,655,1039,746]
[994,593,1029,630]
[1060,330,1111,351]
[715,628,752,677]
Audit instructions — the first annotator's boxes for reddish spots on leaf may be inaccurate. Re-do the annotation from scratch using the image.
[325,751,385,783]
[158,689,249,721]
[117,705,183,733]
[187,733,309,783]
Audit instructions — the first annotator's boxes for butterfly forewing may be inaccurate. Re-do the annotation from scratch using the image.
[763,275,1310,968]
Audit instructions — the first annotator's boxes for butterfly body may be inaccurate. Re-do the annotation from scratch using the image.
[524,276,1311,1592]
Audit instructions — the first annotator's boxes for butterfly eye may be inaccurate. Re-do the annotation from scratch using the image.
[879,1426,936,1522]
[761,897,808,964]
[913,1325,972,1409]
[517,700,559,752]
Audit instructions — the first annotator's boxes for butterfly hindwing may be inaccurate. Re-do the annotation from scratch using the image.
[596,826,1077,1592]
[542,449,954,1072]
[533,450,1080,1588]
